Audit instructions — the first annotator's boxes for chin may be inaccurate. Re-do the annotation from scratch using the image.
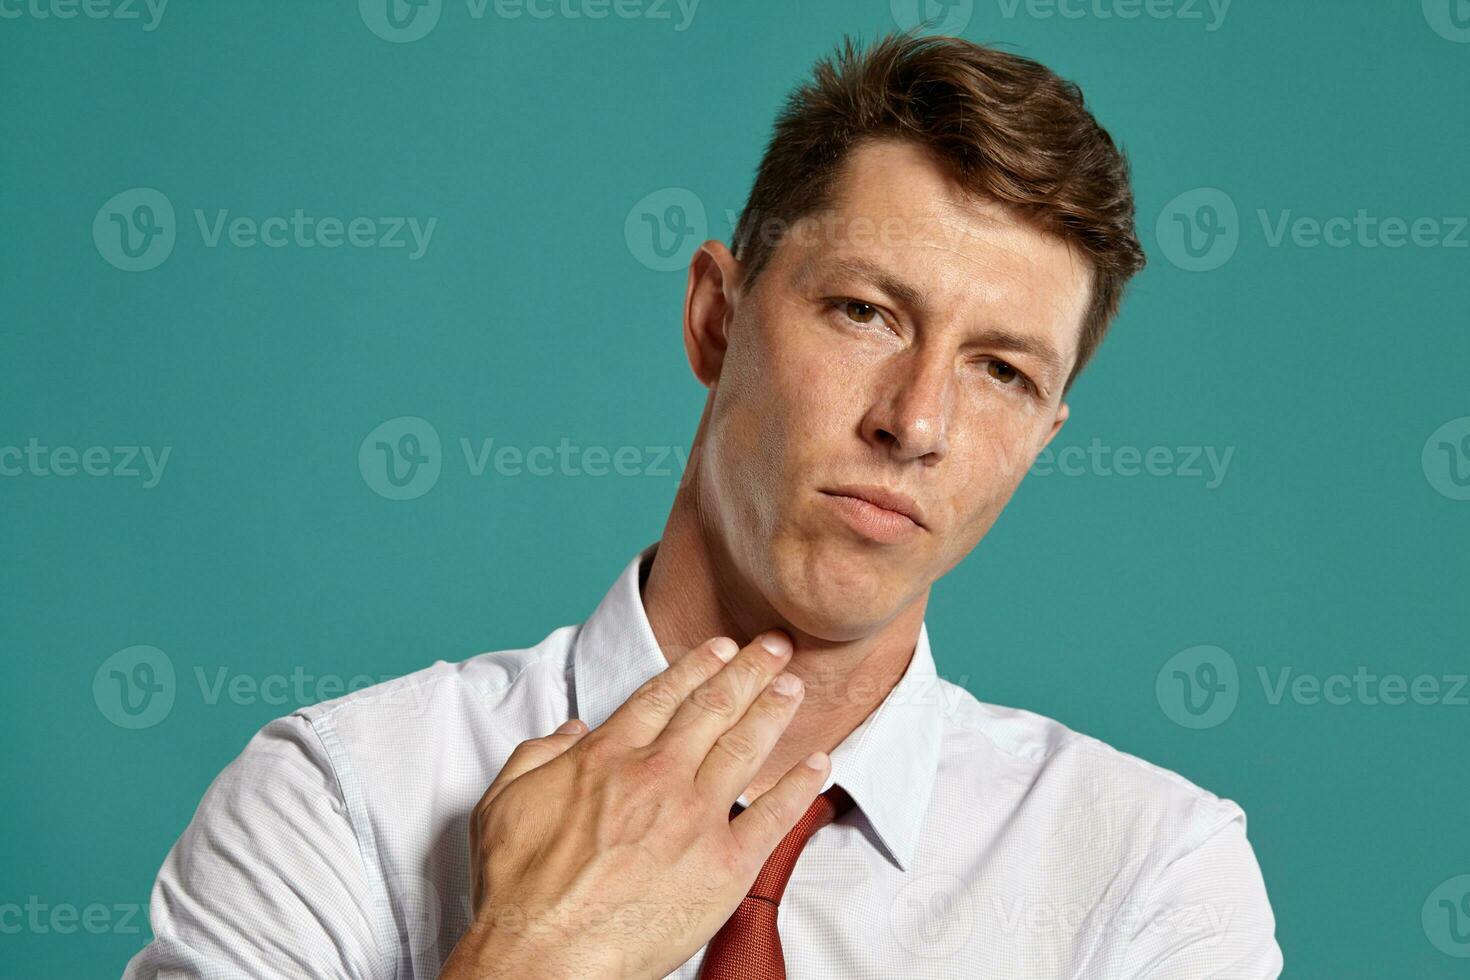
[761,532,915,641]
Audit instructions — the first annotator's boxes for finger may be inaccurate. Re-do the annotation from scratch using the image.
[595,635,740,746]
[480,718,589,809]
[728,751,830,862]
[656,630,794,761]
[694,669,804,804]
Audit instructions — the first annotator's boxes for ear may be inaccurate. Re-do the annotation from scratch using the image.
[682,240,743,388]
[1041,400,1070,452]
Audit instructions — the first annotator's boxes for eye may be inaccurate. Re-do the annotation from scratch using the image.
[842,300,880,324]
[982,358,1034,394]
[824,298,896,336]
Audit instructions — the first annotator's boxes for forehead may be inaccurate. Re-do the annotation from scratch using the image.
[776,139,1093,350]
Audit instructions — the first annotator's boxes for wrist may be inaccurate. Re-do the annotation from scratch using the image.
[442,916,628,980]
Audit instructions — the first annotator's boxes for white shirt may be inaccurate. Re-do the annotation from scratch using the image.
[125,542,1282,979]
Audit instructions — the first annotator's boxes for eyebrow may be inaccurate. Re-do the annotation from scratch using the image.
[795,255,1070,384]
[799,255,928,313]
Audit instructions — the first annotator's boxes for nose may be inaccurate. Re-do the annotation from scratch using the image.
[860,344,951,464]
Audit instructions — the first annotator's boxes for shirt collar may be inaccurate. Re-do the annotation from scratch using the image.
[571,541,943,871]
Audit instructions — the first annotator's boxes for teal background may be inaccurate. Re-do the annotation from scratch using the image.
[2,1,1468,976]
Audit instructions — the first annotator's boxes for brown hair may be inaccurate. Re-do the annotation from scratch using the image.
[732,32,1147,393]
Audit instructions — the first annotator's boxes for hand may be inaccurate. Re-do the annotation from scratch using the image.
[440,630,828,980]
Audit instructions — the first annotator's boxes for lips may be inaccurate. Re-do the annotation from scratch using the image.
[819,484,926,530]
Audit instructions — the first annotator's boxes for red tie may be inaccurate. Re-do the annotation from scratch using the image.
[698,787,854,980]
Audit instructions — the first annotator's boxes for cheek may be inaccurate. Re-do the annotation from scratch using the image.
[700,321,811,535]
[939,409,1046,525]
[770,317,877,437]
[742,311,860,460]
[971,416,1041,483]
[786,356,859,436]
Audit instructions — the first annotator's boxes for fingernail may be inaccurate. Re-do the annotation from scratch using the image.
[772,672,802,697]
[555,719,583,734]
[710,637,739,662]
[760,631,792,657]
[803,751,827,770]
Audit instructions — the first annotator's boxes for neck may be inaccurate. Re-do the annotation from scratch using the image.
[640,434,927,799]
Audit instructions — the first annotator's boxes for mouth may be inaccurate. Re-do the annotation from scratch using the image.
[818,484,927,543]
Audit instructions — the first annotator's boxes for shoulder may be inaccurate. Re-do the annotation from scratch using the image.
[937,680,1247,834]
[297,623,578,753]
[931,684,1281,974]
[127,628,583,978]
[203,622,581,845]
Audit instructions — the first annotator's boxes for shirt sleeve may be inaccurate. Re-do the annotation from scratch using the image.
[1119,805,1283,979]
[122,713,388,980]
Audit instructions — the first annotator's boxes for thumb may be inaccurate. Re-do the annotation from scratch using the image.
[481,718,589,807]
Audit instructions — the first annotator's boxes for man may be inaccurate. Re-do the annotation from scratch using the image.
[126,32,1281,979]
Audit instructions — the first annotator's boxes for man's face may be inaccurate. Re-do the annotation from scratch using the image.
[694,139,1091,640]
